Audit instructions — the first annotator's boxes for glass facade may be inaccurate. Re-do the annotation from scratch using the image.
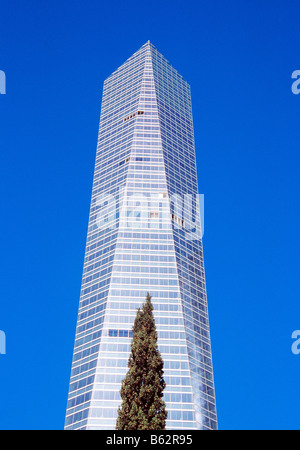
[64,41,217,430]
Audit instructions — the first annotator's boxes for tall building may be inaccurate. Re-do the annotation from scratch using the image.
[65,41,217,430]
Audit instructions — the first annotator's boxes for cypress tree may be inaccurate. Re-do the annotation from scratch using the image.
[116,293,167,430]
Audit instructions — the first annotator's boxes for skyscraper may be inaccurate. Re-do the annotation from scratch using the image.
[64,41,217,430]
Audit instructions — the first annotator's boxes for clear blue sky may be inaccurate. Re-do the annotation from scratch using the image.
[0,0,299,430]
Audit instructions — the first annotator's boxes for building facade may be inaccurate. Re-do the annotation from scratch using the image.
[64,41,217,430]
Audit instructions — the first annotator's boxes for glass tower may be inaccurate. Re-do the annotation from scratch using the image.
[64,41,217,430]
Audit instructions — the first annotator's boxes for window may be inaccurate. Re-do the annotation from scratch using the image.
[108,329,133,338]
[171,213,184,227]
[123,111,144,122]
[123,112,136,122]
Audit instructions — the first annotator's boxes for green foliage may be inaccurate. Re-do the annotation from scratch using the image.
[116,293,167,430]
